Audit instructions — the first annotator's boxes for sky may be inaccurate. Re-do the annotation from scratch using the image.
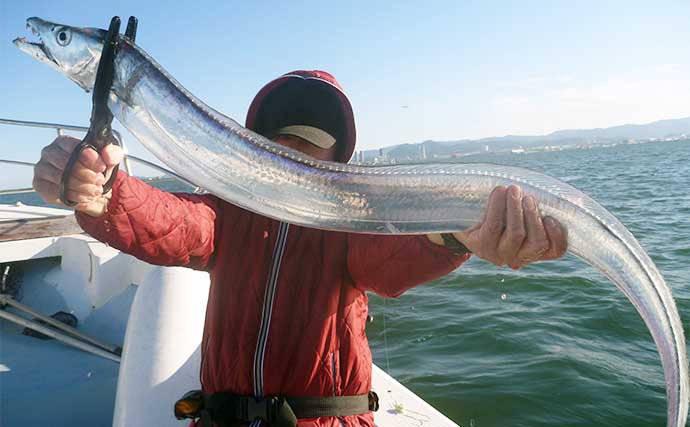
[1,0,689,188]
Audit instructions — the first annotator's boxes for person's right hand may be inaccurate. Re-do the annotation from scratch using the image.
[33,136,123,217]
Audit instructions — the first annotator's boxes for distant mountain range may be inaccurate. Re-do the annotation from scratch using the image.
[358,117,690,162]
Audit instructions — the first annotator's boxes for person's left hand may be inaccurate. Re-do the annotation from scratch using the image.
[454,185,567,269]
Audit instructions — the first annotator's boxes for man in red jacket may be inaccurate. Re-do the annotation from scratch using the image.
[33,70,566,427]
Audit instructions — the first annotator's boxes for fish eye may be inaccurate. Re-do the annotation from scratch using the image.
[56,29,71,46]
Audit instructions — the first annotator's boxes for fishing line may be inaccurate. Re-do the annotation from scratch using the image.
[382,296,391,373]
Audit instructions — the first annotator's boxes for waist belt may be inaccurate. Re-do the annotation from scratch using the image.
[174,390,379,427]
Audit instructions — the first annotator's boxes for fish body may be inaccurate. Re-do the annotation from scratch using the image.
[14,17,689,426]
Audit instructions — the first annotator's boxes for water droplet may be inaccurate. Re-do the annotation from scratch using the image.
[501,293,507,301]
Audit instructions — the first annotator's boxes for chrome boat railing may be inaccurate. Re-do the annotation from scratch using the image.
[0,117,202,194]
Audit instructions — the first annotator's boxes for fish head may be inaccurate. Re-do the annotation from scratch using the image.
[13,17,106,92]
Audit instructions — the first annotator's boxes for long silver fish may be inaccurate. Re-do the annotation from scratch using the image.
[14,17,688,426]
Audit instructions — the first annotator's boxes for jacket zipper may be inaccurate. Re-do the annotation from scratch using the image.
[253,221,289,397]
[331,351,337,396]
[334,352,347,426]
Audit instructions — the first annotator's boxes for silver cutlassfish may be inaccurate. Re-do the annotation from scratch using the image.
[14,17,688,426]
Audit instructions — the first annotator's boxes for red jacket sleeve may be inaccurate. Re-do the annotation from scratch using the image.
[347,234,469,298]
[75,170,221,271]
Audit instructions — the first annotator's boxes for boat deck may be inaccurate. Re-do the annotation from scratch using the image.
[1,257,136,426]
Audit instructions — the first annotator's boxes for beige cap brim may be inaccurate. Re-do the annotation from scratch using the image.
[273,125,336,149]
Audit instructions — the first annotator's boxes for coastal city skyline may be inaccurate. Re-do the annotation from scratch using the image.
[354,116,690,164]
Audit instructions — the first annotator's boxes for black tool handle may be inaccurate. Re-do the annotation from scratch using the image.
[125,16,138,42]
[59,16,123,207]
[88,16,120,151]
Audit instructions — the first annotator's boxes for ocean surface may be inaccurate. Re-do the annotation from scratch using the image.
[367,140,690,427]
[2,140,689,426]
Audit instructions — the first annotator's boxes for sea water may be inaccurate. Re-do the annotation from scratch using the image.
[367,140,690,427]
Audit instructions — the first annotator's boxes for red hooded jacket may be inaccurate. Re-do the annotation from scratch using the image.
[76,172,467,427]
[75,71,469,426]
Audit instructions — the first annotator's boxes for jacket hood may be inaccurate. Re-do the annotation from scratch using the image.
[246,70,356,163]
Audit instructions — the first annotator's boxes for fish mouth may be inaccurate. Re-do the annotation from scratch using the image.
[13,18,57,65]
